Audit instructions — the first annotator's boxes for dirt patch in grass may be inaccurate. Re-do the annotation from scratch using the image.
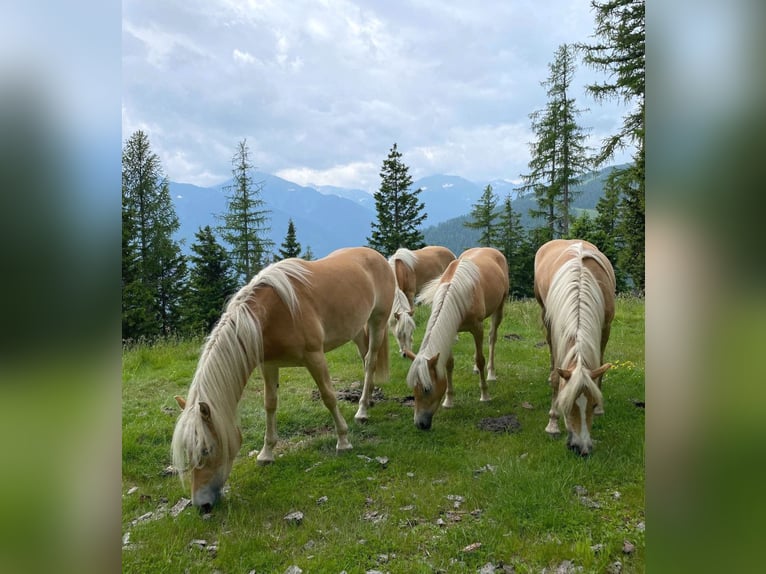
[476,414,522,434]
[310,386,386,404]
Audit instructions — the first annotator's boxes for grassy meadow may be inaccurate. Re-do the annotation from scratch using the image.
[122,297,645,573]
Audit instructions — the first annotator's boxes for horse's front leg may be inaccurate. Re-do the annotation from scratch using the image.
[257,363,279,465]
[545,370,561,437]
[441,352,456,408]
[305,351,352,452]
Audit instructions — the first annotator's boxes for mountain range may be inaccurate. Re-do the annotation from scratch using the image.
[170,165,625,258]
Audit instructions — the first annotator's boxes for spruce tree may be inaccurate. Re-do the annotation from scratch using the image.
[521,44,592,239]
[464,184,501,247]
[302,245,315,261]
[579,0,645,291]
[367,143,427,257]
[496,194,529,298]
[185,225,237,334]
[277,218,302,260]
[218,139,273,284]
[121,130,186,340]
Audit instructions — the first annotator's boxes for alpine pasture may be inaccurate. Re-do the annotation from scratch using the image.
[122,296,644,573]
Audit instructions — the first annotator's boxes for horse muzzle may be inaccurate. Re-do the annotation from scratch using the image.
[192,484,221,512]
[414,411,433,430]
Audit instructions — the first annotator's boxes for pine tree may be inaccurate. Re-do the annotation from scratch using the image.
[218,139,273,284]
[464,184,501,247]
[302,245,315,261]
[276,218,302,260]
[121,130,186,340]
[496,194,529,298]
[367,143,427,257]
[185,225,237,334]
[579,0,645,292]
[521,44,592,239]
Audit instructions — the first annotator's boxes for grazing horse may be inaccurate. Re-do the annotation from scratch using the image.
[388,246,456,353]
[534,239,616,456]
[404,247,508,430]
[389,287,416,355]
[171,247,395,511]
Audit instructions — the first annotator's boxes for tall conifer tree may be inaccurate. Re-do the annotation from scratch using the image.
[464,184,501,247]
[218,139,273,284]
[367,143,427,257]
[521,44,592,239]
[121,130,186,339]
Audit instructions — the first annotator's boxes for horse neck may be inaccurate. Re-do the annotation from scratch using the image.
[192,300,263,417]
[547,257,604,372]
[419,261,478,372]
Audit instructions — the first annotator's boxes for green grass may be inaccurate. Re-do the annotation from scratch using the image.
[122,297,644,573]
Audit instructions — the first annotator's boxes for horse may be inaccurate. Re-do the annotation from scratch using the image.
[171,246,395,511]
[389,287,416,356]
[404,247,508,430]
[533,239,616,456]
[388,246,456,353]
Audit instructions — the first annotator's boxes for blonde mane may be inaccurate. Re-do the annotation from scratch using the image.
[407,259,480,390]
[544,243,605,415]
[171,259,311,478]
[389,247,418,272]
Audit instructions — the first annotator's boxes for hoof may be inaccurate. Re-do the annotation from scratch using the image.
[336,443,353,453]
[354,415,369,424]
[256,457,274,467]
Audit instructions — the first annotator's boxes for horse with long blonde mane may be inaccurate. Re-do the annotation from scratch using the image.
[404,247,508,430]
[171,247,395,511]
[534,239,616,456]
[388,246,456,354]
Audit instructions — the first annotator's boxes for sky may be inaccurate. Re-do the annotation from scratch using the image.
[122,0,636,192]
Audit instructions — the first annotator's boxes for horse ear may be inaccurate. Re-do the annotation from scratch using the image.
[174,396,186,410]
[556,368,572,380]
[427,354,440,370]
[199,402,212,421]
[408,309,414,317]
[403,349,416,361]
[590,363,611,379]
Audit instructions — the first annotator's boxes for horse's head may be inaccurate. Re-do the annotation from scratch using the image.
[405,351,446,430]
[393,310,416,355]
[555,363,610,456]
[172,396,242,512]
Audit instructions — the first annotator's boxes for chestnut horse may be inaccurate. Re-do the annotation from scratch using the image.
[388,246,456,353]
[404,247,508,430]
[171,247,395,511]
[534,239,616,456]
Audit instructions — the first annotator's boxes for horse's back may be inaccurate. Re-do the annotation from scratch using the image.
[266,247,395,354]
[412,245,456,291]
[534,239,615,311]
[458,247,509,316]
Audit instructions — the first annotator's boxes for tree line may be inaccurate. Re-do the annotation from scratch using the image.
[122,0,643,341]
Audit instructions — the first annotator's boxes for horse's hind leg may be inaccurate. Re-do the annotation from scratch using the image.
[305,351,352,452]
[257,364,279,465]
[354,321,386,423]
[486,303,504,381]
[471,325,491,402]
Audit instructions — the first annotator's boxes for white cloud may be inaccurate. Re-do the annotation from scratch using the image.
[276,162,379,192]
[232,48,256,65]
